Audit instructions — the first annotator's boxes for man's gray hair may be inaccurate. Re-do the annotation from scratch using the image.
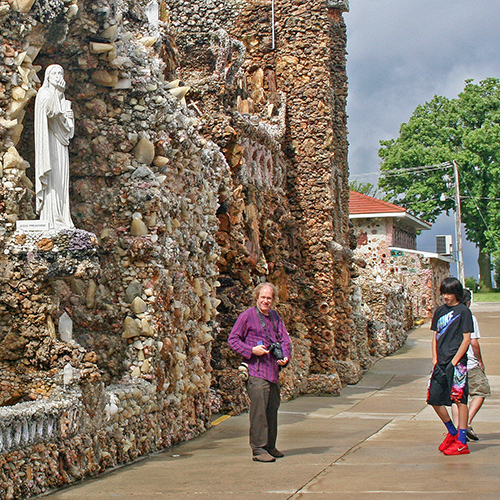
[253,282,278,306]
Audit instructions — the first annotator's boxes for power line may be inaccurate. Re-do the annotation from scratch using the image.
[461,196,500,201]
[350,162,453,179]
[380,162,453,177]
[349,171,380,178]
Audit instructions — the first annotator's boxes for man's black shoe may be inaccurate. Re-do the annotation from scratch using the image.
[265,447,284,458]
[252,452,276,462]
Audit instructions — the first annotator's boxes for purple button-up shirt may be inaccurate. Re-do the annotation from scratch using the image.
[228,307,292,384]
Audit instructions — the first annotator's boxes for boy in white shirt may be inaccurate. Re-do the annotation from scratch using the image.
[452,289,491,440]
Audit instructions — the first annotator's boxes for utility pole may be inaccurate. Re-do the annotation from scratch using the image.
[453,160,465,285]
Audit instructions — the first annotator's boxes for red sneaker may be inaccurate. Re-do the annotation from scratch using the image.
[438,433,457,452]
[443,440,470,455]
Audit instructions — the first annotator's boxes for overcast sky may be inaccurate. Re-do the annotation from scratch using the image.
[345,0,500,280]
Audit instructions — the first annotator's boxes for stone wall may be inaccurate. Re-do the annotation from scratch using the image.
[0,0,372,497]
[169,0,366,405]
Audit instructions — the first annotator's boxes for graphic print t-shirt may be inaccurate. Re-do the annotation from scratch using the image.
[431,303,473,365]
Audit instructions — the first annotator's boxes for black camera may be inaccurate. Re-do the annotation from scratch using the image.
[269,342,284,360]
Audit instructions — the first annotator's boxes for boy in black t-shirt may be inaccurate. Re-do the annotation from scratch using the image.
[427,277,473,455]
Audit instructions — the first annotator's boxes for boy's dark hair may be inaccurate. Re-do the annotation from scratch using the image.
[440,277,464,302]
[462,289,472,306]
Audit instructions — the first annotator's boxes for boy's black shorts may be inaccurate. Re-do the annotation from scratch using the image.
[427,361,468,406]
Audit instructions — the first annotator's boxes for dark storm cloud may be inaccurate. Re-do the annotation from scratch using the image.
[345,0,500,277]
[346,0,500,178]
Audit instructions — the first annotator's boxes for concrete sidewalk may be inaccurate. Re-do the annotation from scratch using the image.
[41,302,500,500]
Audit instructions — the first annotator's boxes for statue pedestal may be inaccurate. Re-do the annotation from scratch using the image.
[0,227,101,406]
[7,227,100,278]
[16,220,49,232]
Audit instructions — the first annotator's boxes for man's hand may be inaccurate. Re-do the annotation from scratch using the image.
[277,357,289,366]
[252,345,269,356]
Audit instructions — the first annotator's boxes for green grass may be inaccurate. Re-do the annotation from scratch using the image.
[473,291,500,302]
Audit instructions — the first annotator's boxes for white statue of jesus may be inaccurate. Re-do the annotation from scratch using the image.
[35,64,75,230]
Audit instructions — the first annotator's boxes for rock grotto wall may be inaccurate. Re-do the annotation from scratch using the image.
[0,0,228,497]
[168,0,368,406]
[0,0,372,497]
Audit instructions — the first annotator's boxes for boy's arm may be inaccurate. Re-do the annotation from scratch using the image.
[431,331,438,365]
[470,338,484,369]
[451,332,471,366]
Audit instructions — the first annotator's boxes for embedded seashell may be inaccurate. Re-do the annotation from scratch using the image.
[141,359,151,373]
[110,56,131,68]
[130,218,148,236]
[9,0,35,13]
[11,86,26,101]
[91,70,119,87]
[67,3,78,17]
[89,42,115,54]
[319,302,330,314]
[139,36,157,47]
[114,79,132,89]
[63,363,75,385]
[101,25,118,42]
[199,332,213,345]
[0,117,18,129]
[141,319,153,336]
[165,79,181,89]
[168,86,190,100]
[105,402,118,420]
[131,296,147,315]
[122,317,141,339]
[3,146,23,170]
[6,99,28,120]
[193,278,203,297]
[153,156,168,167]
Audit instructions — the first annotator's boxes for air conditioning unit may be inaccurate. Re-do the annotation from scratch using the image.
[436,235,453,255]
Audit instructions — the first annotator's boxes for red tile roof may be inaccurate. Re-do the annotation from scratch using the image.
[349,191,431,231]
[349,190,406,215]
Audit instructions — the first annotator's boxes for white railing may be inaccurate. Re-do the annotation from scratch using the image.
[0,393,82,454]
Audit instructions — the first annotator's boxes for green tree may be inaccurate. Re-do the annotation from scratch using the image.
[349,181,383,198]
[378,78,500,291]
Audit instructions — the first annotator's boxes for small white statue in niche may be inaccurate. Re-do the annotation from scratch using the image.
[35,64,75,230]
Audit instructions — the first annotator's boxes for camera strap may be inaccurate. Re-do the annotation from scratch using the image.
[255,307,278,344]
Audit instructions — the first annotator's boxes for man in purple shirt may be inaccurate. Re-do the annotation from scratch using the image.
[228,282,291,462]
